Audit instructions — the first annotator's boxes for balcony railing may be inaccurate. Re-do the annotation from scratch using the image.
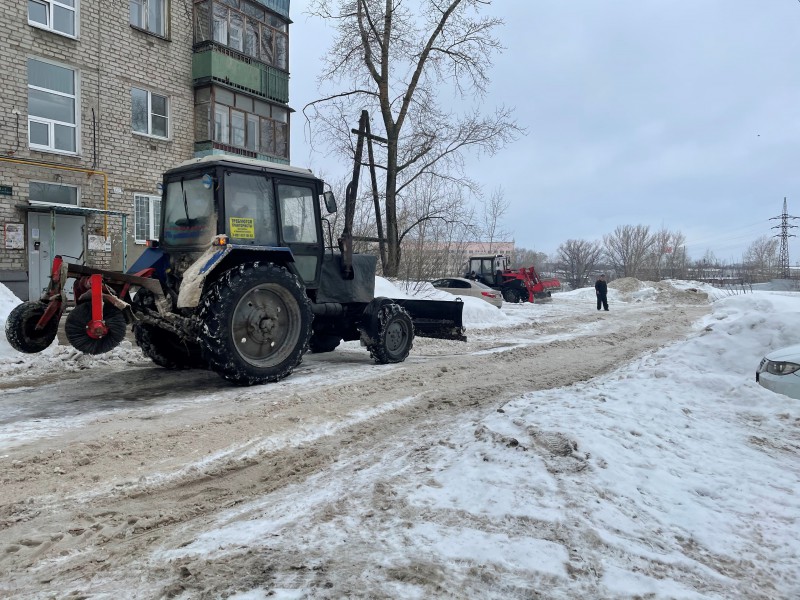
[192,41,289,104]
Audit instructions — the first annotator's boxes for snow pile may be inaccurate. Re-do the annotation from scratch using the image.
[607,276,644,293]
[378,277,516,329]
[0,283,22,357]
[464,291,800,596]
[600,277,712,305]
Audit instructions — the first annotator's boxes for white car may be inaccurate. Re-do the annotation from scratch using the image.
[757,344,800,400]
[430,277,503,308]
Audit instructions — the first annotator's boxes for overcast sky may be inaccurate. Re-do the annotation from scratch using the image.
[288,0,800,263]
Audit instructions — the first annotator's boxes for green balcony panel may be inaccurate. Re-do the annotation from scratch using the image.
[193,48,289,104]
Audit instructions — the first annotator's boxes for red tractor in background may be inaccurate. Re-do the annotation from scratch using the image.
[466,254,561,303]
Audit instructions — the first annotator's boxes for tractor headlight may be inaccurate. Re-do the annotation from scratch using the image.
[764,360,800,376]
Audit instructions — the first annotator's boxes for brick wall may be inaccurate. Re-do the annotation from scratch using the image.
[0,0,195,289]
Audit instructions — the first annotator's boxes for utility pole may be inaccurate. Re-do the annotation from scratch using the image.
[770,198,798,279]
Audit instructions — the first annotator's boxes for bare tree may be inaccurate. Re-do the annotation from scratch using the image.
[603,225,655,278]
[555,239,603,289]
[664,231,688,279]
[742,235,779,282]
[305,0,522,276]
[642,227,687,280]
[480,187,510,252]
[396,174,477,280]
[510,247,548,271]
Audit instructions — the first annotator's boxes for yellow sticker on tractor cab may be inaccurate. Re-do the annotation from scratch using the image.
[229,217,255,239]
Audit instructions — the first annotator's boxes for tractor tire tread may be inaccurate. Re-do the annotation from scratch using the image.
[4,301,59,354]
[133,322,204,370]
[366,303,414,364]
[198,263,312,386]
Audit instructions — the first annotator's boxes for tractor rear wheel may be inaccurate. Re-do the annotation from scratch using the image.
[198,263,312,386]
[5,301,59,353]
[64,302,127,355]
[133,323,204,369]
[309,333,341,354]
[365,302,414,364]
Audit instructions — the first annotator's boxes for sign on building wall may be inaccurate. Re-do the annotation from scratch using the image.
[4,223,24,249]
[88,235,111,252]
[0,185,12,196]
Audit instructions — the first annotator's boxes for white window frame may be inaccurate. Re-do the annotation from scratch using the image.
[134,193,161,244]
[131,88,170,139]
[214,103,229,144]
[29,180,80,208]
[28,0,79,38]
[28,57,79,155]
[130,0,167,37]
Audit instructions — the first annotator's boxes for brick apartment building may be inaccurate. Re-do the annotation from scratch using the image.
[0,0,292,300]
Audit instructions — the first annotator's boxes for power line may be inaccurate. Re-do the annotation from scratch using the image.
[770,197,798,278]
[683,221,770,251]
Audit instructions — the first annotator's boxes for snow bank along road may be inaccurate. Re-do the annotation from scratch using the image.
[0,290,709,598]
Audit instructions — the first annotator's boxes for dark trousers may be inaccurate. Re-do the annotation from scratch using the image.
[597,293,608,311]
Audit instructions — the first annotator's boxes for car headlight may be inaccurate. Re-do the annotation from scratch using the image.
[763,360,800,376]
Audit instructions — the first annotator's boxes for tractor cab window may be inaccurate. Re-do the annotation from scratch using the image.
[470,258,494,276]
[277,184,318,244]
[163,178,216,248]
[224,172,278,245]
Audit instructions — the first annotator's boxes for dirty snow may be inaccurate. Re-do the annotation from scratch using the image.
[0,278,798,599]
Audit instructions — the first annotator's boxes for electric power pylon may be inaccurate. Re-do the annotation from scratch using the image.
[770,197,798,279]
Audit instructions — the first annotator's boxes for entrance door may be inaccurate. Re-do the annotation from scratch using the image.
[27,212,85,301]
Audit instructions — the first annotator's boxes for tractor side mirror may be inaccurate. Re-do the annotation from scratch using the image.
[323,191,337,214]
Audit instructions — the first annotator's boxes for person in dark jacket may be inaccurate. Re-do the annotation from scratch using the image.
[595,274,609,311]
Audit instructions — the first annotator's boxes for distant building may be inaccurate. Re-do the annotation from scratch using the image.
[461,241,515,255]
[0,0,292,300]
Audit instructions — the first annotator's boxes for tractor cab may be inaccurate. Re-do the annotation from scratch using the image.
[468,254,507,286]
[158,156,326,287]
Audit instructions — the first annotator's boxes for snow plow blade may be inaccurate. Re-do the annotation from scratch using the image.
[393,299,466,341]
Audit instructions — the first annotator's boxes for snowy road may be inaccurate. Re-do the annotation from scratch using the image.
[1,281,796,599]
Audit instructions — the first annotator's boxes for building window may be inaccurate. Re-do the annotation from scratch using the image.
[28,58,78,154]
[29,181,79,206]
[130,0,167,37]
[132,88,169,138]
[203,0,288,70]
[200,87,288,159]
[28,0,77,37]
[134,194,161,243]
[214,103,229,143]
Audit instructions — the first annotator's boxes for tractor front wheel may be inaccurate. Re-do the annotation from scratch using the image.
[502,288,519,303]
[198,263,312,386]
[5,301,59,353]
[364,302,414,364]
